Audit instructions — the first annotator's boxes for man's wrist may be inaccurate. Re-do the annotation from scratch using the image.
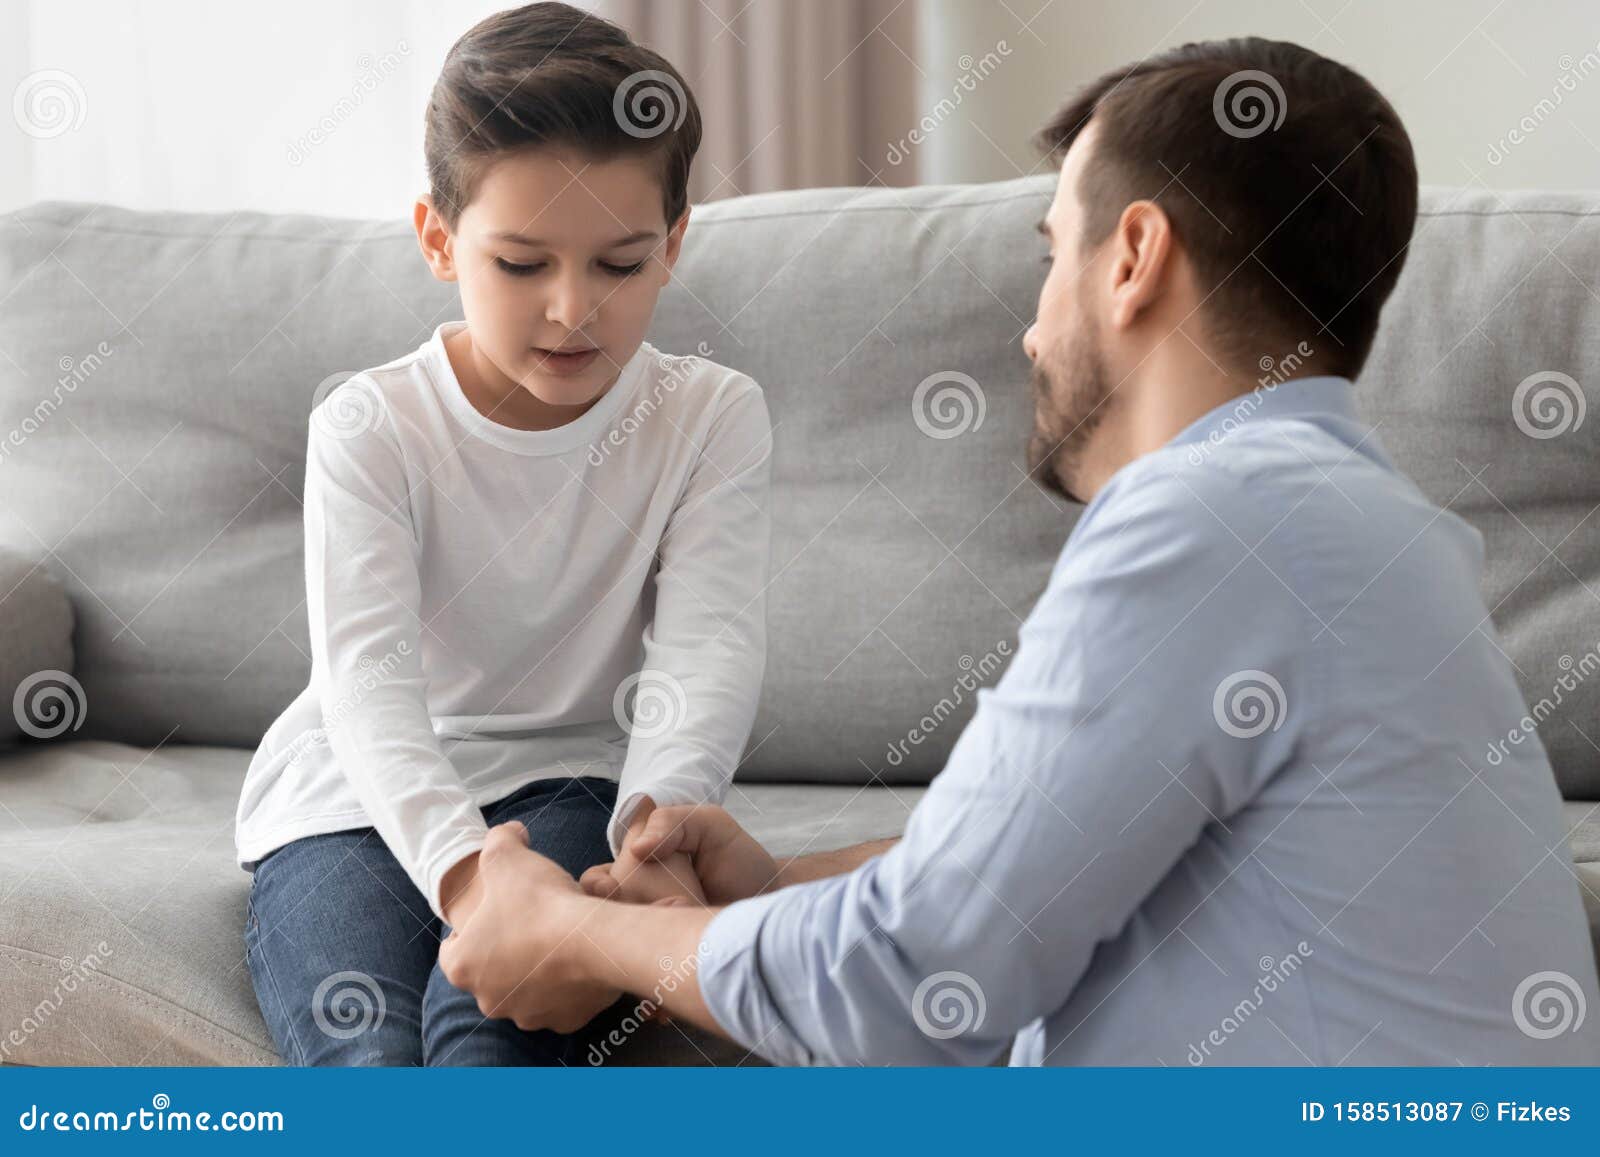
[769,838,899,890]
[769,857,803,892]
[559,892,722,1032]
[556,892,618,987]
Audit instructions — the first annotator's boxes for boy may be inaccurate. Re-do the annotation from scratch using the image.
[234,1,771,1065]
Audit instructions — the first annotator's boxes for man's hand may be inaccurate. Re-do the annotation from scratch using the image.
[579,797,709,907]
[438,822,622,1034]
[581,803,780,906]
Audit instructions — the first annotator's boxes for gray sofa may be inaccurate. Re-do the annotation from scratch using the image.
[1,175,1597,1065]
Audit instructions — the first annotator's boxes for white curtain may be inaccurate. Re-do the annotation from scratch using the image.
[1,0,492,217]
[598,0,921,200]
[0,0,923,218]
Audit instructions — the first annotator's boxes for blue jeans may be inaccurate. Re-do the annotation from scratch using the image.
[244,775,621,1066]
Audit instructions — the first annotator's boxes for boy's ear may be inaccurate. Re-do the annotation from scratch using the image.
[659,207,690,280]
[414,194,458,284]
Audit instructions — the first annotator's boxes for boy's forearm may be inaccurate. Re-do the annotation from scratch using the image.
[439,850,482,927]
[772,837,900,888]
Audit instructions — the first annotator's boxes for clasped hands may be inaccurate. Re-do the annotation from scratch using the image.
[437,798,779,1034]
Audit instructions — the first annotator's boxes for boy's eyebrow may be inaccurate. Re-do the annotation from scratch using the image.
[490,228,660,246]
[1035,218,1052,238]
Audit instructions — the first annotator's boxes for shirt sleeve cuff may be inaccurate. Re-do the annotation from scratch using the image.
[696,890,816,1066]
[606,791,653,858]
[605,776,722,858]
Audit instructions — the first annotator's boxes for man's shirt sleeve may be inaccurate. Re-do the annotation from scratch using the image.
[695,460,1312,1064]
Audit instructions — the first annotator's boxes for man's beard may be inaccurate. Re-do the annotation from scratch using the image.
[1025,313,1114,503]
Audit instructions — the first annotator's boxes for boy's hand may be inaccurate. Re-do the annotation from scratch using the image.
[586,802,779,905]
[600,844,708,905]
[580,797,708,906]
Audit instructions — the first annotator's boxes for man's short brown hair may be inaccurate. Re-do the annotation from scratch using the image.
[425,1,702,230]
[1034,37,1417,380]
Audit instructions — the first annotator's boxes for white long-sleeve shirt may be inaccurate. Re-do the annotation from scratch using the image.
[235,320,772,920]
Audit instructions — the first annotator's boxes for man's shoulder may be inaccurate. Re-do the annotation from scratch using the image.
[1081,441,1262,548]
[1061,423,1373,594]
[1073,415,1483,620]
[1099,415,1416,543]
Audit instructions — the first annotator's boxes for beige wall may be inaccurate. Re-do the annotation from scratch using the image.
[909,0,1600,191]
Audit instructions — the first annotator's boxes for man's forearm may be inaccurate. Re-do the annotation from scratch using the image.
[772,837,899,888]
[556,836,900,1044]
[565,892,728,1038]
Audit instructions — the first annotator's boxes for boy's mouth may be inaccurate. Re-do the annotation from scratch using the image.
[532,345,601,375]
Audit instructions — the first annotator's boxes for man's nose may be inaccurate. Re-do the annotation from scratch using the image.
[1022,323,1039,362]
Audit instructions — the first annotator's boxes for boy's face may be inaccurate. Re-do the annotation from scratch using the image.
[416,147,687,407]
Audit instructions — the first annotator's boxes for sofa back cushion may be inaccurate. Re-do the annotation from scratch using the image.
[0,180,1596,796]
[1351,188,1600,799]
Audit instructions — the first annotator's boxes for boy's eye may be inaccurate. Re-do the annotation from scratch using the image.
[494,257,645,277]
[495,257,542,277]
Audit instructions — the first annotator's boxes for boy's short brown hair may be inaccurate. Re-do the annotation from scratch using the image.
[425,1,702,230]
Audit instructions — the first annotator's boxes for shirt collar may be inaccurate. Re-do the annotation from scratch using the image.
[1165,374,1360,450]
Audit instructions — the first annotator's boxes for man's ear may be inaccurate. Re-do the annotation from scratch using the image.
[414,194,458,284]
[1105,200,1174,331]
[658,207,691,282]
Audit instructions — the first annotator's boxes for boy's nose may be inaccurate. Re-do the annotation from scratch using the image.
[546,278,597,329]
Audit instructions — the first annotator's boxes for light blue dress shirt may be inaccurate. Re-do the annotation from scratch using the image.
[697,374,1600,1066]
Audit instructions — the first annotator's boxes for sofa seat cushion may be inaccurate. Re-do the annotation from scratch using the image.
[1562,801,1600,965]
[0,739,922,1066]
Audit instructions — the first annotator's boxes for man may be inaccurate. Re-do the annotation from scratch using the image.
[439,37,1600,1065]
